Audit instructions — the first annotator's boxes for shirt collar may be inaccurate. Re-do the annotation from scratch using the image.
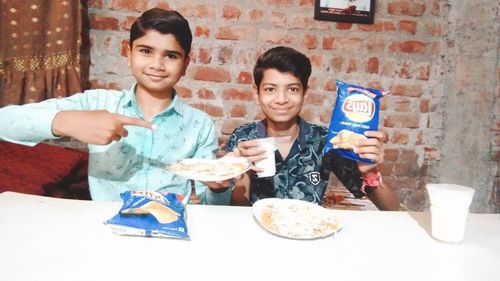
[122,83,185,117]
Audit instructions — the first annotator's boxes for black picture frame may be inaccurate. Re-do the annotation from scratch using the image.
[314,0,375,24]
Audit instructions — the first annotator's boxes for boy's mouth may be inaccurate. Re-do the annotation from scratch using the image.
[145,73,168,81]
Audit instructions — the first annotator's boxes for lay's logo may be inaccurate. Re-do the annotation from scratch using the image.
[342,94,375,122]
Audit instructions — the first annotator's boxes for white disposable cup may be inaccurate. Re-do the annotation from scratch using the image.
[426,183,475,243]
[254,137,276,178]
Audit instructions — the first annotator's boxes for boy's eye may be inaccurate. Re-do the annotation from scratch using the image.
[289,87,300,94]
[166,53,179,59]
[263,87,276,94]
[139,48,152,55]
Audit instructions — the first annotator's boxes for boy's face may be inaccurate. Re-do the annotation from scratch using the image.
[127,30,189,97]
[253,68,308,124]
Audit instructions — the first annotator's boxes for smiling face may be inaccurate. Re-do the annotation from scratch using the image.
[127,29,189,98]
[254,68,308,127]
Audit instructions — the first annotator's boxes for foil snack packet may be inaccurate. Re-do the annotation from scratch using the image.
[105,191,188,239]
[323,80,386,164]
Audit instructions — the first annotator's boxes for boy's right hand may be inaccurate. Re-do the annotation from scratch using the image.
[231,139,267,172]
[52,110,154,145]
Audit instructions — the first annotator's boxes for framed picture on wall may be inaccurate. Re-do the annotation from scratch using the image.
[314,0,375,24]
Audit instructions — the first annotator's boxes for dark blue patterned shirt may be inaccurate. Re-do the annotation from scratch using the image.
[226,118,364,205]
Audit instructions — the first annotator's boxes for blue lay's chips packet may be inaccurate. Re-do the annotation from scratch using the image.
[105,191,188,239]
[323,80,386,164]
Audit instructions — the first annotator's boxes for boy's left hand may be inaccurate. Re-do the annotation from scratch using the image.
[355,130,386,174]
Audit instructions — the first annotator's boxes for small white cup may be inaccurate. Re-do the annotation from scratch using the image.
[254,137,276,178]
[426,183,475,243]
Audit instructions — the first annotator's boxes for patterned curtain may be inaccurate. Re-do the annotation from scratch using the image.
[0,0,85,105]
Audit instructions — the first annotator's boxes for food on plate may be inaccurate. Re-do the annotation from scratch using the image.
[168,156,251,181]
[329,129,367,153]
[253,198,342,239]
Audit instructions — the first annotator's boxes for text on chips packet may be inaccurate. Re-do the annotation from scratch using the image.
[105,191,188,239]
[323,80,387,164]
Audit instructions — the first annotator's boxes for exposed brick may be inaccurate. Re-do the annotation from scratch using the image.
[216,26,255,40]
[358,21,386,32]
[347,58,358,73]
[109,0,148,12]
[399,60,413,79]
[258,29,294,44]
[236,71,253,84]
[329,56,344,73]
[323,36,335,49]
[381,59,397,77]
[324,80,337,92]
[389,41,427,54]
[197,88,215,100]
[217,46,233,64]
[401,148,419,161]
[416,62,431,80]
[121,16,136,31]
[223,88,254,101]
[391,130,409,144]
[302,34,318,49]
[399,20,417,34]
[378,162,394,176]
[194,26,210,37]
[230,105,247,118]
[384,148,400,161]
[192,66,231,82]
[120,39,129,57]
[336,22,352,30]
[420,99,430,113]
[387,1,426,17]
[190,103,224,117]
[424,21,442,36]
[271,12,287,27]
[155,1,171,10]
[366,57,379,74]
[175,86,192,98]
[306,93,325,106]
[299,0,314,6]
[367,81,383,90]
[390,84,423,97]
[310,54,323,68]
[89,14,120,31]
[394,98,411,112]
[249,9,264,22]
[223,5,241,20]
[424,146,439,161]
[178,4,216,19]
[366,38,385,52]
[384,114,420,128]
[394,161,419,176]
[265,0,294,5]
[197,47,211,64]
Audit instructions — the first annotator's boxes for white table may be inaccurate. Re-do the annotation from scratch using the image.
[0,192,499,281]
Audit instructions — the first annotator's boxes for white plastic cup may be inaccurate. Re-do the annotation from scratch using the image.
[254,137,276,178]
[426,183,475,243]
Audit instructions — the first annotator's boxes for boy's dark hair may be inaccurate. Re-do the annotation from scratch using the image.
[129,8,192,57]
[253,46,312,90]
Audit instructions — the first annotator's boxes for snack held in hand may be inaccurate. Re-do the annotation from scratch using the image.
[105,191,188,238]
[330,129,367,153]
[323,80,386,163]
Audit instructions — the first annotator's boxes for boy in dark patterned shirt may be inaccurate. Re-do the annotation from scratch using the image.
[211,46,399,210]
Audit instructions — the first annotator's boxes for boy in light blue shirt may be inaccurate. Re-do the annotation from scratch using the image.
[0,8,230,204]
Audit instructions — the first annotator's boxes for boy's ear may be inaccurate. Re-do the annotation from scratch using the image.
[181,55,190,76]
[302,87,309,104]
[252,85,260,105]
[126,44,132,68]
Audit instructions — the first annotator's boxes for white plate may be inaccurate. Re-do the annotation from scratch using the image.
[168,156,252,182]
[252,198,342,239]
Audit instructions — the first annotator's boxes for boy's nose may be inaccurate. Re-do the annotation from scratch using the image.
[274,90,288,103]
[151,55,165,70]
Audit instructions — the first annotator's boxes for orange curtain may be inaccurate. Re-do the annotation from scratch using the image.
[0,0,84,105]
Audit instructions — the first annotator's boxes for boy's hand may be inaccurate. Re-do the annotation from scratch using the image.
[356,130,386,174]
[52,110,154,145]
[231,139,268,173]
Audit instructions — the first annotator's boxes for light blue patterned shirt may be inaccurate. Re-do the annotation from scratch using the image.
[0,84,231,204]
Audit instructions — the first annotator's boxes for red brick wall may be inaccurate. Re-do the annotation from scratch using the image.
[85,0,499,212]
